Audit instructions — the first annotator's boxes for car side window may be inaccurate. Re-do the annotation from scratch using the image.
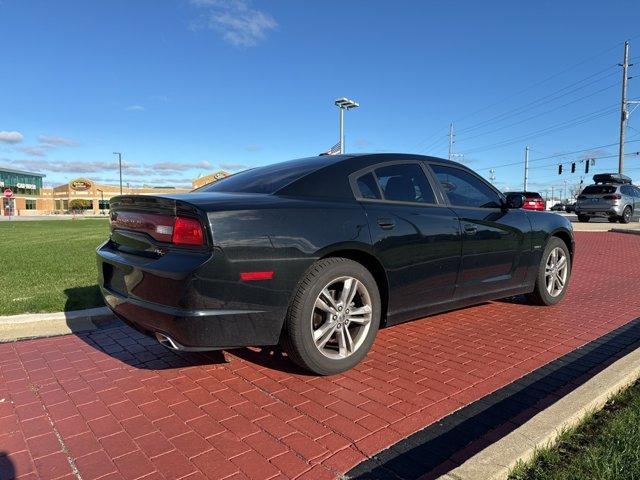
[355,173,382,199]
[373,163,436,204]
[430,164,501,208]
[632,186,640,198]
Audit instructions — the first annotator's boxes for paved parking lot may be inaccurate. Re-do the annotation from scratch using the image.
[2,232,640,480]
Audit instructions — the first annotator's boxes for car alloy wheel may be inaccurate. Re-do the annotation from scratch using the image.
[622,207,632,223]
[544,247,569,297]
[310,276,372,359]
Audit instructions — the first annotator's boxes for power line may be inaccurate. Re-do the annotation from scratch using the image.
[456,65,619,136]
[407,40,628,153]
[451,41,625,126]
[475,139,640,171]
[456,81,620,144]
[463,105,619,154]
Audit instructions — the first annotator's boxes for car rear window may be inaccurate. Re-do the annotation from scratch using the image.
[356,173,382,199]
[582,185,617,195]
[196,157,332,194]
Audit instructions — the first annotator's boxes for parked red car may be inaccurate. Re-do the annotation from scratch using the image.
[510,191,545,211]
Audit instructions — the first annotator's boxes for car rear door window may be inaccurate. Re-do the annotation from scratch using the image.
[374,164,436,204]
[355,173,382,199]
[430,164,501,208]
[621,185,632,196]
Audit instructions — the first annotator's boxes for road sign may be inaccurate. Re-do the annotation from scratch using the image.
[3,188,13,198]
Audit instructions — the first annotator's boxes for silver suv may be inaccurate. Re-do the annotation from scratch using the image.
[575,173,640,223]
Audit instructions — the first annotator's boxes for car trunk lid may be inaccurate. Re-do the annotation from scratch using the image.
[108,195,209,256]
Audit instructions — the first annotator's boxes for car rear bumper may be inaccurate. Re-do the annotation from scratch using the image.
[96,241,286,350]
[100,286,276,350]
[575,204,623,216]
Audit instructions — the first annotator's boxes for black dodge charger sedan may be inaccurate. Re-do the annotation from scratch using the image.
[97,154,574,375]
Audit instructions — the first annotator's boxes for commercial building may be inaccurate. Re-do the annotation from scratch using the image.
[192,170,230,189]
[0,167,231,216]
[0,167,51,216]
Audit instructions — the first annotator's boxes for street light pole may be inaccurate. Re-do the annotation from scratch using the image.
[334,98,359,154]
[113,152,122,194]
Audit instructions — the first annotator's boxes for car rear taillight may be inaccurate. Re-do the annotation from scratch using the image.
[172,217,204,246]
[111,212,205,246]
[603,194,622,200]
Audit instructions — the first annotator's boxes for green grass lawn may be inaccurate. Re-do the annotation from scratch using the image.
[0,219,110,315]
[510,380,640,480]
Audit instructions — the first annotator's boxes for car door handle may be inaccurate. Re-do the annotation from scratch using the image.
[377,217,395,230]
[463,225,478,235]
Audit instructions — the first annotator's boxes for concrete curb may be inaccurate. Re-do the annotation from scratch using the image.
[440,345,640,480]
[610,228,640,236]
[0,307,114,341]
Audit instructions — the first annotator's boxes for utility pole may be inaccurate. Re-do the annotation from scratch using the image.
[113,152,123,194]
[524,146,529,191]
[551,186,554,203]
[448,123,454,161]
[563,179,568,203]
[618,41,630,174]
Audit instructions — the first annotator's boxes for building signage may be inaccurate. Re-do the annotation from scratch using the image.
[17,183,37,190]
[70,178,92,191]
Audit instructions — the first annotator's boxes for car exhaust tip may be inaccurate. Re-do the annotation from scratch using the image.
[155,332,181,350]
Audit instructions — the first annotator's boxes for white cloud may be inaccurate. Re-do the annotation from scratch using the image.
[0,131,24,144]
[16,146,49,157]
[219,162,248,171]
[191,0,277,47]
[151,160,212,171]
[38,135,79,147]
[125,104,146,111]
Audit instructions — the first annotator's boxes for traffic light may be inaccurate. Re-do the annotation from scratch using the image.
[585,161,589,174]
[571,162,576,173]
[558,164,563,175]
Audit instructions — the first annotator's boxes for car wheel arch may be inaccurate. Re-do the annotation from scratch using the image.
[318,248,390,326]
[550,228,574,263]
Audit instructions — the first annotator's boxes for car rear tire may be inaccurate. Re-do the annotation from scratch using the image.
[608,217,619,223]
[620,206,633,224]
[526,237,571,306]
[281,258,381,375]
[577,215,590,223]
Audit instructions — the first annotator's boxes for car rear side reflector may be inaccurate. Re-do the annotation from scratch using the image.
[240,271,274,281]
[172,217,205,246]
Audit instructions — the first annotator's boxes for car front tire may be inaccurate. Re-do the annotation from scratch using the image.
[282,258,381,375]
[577,214,590,223]
[526,237,571,306]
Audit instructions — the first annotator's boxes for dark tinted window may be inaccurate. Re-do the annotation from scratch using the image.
[431,164,501,208]
[582,185,617,195]
[620,185,633,196]
[374,164,436,203]
[197,157,329,194]
[356,173,381,199]
[633,187,640,198]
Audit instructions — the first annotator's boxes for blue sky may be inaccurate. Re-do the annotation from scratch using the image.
[1,0,639,194]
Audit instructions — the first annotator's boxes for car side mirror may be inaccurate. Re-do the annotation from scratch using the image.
[504,193,525,209]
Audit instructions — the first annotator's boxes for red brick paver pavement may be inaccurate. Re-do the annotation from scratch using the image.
[1,232,640,480]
